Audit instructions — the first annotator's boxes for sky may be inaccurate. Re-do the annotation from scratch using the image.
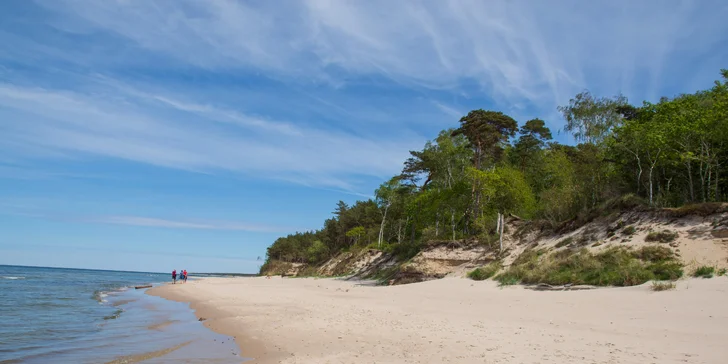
[1,0,727,273]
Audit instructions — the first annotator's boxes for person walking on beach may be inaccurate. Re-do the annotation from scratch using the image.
[172,269,177,284]
[183,270,188,283]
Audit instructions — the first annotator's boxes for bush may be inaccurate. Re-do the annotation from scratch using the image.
[621,225,636,235]
[693,266,715,278]
[494,246,683,287]
[392,241,423,261]
[468,263,500,281]
[555,237,574,248]
[718,268,727,276]
[633,246,675,263]
[651,281,676,291]
[645,230,678,243]
[364,241,396,254]
[666,203,727,218]
[495,272,520,286]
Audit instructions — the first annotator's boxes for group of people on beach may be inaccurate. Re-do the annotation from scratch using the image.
[171,269,187,284]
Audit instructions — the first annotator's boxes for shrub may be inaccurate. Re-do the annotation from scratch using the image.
[651,281,676,291]
[364,241,396,254]
[468,263,500,281]
[645,230,678,243]
[666,203,727,218]
[555,237,574,248]
[632,246,675,263]
[495,272,520,286]
[621,225,636,235]
[718,268,727,276]
[647,261,684,280]
[693,266,715,278]
[391,241,423,261]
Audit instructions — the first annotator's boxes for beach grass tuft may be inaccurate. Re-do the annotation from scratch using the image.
[692,266,715,278]
[467,263,500,281]
[651,281,676,291]
[645,230,678,243]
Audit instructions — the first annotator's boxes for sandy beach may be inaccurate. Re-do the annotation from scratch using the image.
[148,277,728,364]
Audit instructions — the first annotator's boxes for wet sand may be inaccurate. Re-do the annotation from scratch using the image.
[104,341,191,364]
[148,276,728,364]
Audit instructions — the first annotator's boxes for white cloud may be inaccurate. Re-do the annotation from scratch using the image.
[0,81,418,191]
[31,0,728,109]
[85,215,292,233]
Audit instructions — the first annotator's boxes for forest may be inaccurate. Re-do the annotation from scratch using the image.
[260,70,728,272]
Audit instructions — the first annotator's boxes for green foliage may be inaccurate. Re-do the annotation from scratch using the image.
[558,90,629,144]
[693,266,715,278]
[468,166,537,220]
[495,246,682,287]
[467,263,500,281]
[644,230,678,243]
[622,225,636,235]
[717,268,727,276]
[306,240,330,264]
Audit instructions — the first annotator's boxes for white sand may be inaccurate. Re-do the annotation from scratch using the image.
[149,277,728,364]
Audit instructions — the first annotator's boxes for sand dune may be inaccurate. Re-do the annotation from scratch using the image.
[148,277,728,363]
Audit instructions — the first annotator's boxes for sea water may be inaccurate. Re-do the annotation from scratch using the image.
[0,265,245,363]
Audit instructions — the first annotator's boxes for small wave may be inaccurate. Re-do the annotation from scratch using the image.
[103,308,124,320]
[1,276,26,280]
[92,290,110,304]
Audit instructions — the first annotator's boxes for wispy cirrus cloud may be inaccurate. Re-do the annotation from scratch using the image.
[25,0,728,107]
[0,80,419,191]
[83,215,293,233]
[0,204,296,233]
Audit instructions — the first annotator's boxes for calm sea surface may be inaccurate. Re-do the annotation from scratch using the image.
[0,265,245,363]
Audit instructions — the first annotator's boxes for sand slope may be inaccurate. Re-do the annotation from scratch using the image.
[149,277,728,364]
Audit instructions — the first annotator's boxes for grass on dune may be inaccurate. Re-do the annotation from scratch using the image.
[495,245,683,287]
[467,262,500,281]
[693,266,715,278]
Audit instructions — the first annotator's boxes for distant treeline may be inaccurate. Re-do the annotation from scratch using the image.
[261,69,728,272]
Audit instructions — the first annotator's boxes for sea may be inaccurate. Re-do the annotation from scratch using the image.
[0,265,246,363]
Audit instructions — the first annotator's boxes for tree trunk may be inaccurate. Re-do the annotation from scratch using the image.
[715,165,720,202]
[647,149,660,206]
[498,213,504,252]
[496,212,501,237]
[451,208,456,241]
[410,201,420,245]
[687,161,695,202]
[397,218,404,244]
[377,203,389,248]
[435,211,440,237]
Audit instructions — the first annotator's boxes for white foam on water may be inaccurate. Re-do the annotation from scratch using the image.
[1,276,25,280]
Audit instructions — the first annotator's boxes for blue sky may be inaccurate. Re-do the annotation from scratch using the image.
[1,0,727,273]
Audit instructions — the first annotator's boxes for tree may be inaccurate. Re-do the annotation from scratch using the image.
[345,226,365,246]
[467,166,536,250]
[558,91,628,144]
[375,177,403,247]
[452,110,518,169]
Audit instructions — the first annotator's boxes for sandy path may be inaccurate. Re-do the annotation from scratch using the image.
[148,277,728,364]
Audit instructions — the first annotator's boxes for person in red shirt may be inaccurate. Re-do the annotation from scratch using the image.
[172,269,177,284]
[183,270,188,283]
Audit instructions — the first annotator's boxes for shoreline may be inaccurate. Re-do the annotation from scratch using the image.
[146,280,282,363]
[147,276,728,363]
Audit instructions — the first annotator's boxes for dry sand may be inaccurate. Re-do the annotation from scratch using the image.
[148,277,728,364]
